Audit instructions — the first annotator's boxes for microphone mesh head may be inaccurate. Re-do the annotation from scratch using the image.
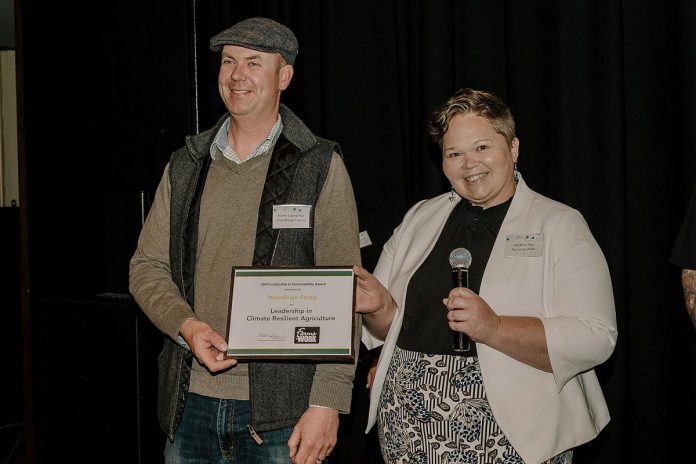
[449,247,472,269]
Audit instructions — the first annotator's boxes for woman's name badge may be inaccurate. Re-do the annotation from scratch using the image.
[505,233,544,257]
[272,204,312,229]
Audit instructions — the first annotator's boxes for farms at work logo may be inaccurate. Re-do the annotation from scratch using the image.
[294,327,320,344]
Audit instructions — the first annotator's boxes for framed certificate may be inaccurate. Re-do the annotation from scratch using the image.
[225,266,356,360]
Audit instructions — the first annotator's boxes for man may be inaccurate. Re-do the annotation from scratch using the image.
[671,182,696,330]
[129,17,361,464]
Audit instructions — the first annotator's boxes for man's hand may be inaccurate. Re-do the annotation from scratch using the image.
[179,318,237,372]
[288,406,338,464]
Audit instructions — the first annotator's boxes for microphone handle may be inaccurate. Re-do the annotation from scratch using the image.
[451,267,471,352]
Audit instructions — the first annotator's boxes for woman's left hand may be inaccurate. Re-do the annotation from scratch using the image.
[443,287,500,344]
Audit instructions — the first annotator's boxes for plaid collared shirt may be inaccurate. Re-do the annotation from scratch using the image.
[210,114,283,163]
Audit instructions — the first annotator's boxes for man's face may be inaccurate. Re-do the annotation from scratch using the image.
[218,45,293,121]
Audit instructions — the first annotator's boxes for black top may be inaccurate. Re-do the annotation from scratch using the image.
[671,183,696,269]
[397,196,512,356]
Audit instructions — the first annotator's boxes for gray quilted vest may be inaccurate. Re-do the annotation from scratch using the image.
[159,105,339,439]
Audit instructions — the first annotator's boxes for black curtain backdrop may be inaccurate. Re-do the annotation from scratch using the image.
[16,1,696,463]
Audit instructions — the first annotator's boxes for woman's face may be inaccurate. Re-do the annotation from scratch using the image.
[442,113,519,209]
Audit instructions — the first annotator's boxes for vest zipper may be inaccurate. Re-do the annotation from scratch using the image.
[247,424,263,445]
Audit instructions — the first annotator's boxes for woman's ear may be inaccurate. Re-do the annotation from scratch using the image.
[511,138,520,162]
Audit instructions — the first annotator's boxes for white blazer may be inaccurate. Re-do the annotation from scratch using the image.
[363,176,617,464]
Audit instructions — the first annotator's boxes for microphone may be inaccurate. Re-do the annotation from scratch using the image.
[449,247,472,352]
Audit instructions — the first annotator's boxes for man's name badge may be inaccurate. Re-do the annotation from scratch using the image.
[272,204,311,229]
[505,233,544,257]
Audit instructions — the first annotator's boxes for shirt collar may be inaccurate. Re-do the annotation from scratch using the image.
[210,114,283,164]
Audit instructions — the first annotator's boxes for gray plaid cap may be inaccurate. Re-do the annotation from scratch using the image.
[209,17,299,65]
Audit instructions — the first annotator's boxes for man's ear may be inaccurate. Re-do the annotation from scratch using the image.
[279,64,294,91]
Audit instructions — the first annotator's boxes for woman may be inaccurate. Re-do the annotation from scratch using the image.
[355,88,617,464]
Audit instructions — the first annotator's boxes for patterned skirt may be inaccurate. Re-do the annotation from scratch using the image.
[377,346,572,464]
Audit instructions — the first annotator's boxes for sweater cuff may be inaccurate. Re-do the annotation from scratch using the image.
[160,301,196,341]
[309,378,353,414]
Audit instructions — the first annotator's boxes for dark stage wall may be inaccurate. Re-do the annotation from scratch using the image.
[13,1,696,463]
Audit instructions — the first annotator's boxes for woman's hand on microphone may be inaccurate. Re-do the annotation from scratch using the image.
[443,287,500,344]
[444,288,552,371]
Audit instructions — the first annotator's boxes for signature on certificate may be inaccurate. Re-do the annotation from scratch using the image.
[257,332,285,342]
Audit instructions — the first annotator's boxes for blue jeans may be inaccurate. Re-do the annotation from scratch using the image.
[164,393,296,463]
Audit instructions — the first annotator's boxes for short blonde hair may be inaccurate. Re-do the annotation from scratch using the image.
[429,88,516,148]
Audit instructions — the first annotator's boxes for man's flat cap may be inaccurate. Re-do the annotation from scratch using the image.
[209,17,299,65]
